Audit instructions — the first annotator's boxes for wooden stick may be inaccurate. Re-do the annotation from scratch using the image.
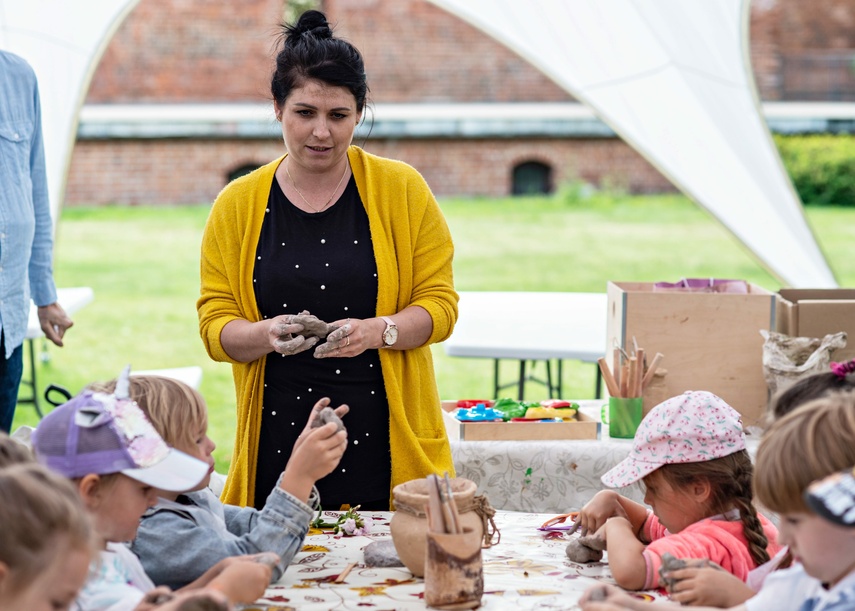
[444,473,461,534]
[334,562,357,583]
[641,352,665,390]
[620,361,629,397]
[426,475,445,533]
[627,356,639,398]
[612,347,622,391]
[634,348,645,396]
[597,357,621,397]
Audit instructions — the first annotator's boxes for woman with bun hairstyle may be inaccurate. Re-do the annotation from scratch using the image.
[198,10,458,510]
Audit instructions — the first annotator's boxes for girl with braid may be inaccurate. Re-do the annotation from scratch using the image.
[568,391,780,591]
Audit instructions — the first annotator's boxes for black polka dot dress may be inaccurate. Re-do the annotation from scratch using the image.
[252,176,391,510]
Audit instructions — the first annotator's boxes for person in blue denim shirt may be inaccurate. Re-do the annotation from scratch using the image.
[0,50,73,431]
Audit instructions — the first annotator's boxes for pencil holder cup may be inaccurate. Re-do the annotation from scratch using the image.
[607,396,643,439]
[424,528,483,610]
[390,477,499,577]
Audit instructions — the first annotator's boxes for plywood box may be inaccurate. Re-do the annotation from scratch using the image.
[777,289,855,362]
[606,281,777,427]
[441,401,599,441]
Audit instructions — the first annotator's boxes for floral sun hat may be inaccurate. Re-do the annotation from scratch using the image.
[32,366,208,491]
[601,390,746,488]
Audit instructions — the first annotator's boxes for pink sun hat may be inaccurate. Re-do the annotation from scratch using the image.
[601,390,746,488]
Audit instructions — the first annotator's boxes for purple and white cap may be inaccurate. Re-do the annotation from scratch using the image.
[32,366,208,491]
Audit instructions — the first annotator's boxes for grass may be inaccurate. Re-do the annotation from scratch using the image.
[14,190,855,470]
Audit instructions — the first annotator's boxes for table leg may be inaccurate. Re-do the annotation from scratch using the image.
[545,360,554,398]
[17,339,43,418]
[518,360,526,400]
[557,360,563,398]
[493,359,500,398]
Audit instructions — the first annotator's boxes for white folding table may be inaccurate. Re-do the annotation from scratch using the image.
[21,287,94,416]
[443,291,608,399]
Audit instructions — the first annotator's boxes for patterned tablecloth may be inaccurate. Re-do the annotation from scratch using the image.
[247,510,665,610]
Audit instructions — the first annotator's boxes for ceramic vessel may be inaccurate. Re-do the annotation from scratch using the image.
[389,477,484,577]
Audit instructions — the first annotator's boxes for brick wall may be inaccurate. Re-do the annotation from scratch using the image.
[65,137,671,205]
[86,0,283,103]
[71,0,850,204]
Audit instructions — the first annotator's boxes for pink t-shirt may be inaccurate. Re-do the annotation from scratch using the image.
[640,511,782,590]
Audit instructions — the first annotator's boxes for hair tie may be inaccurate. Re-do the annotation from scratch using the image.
[830,359,855,379]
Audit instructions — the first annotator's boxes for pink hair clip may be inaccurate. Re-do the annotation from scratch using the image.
[830,360,855,379]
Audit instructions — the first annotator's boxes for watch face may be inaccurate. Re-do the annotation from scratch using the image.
[384,325,399,345]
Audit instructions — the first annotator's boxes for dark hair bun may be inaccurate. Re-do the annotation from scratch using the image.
[285,9,333,45]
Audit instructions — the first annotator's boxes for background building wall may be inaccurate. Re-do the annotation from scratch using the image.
[67,0,855,205]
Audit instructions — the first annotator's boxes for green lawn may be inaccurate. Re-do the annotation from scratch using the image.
[14,192,855,470]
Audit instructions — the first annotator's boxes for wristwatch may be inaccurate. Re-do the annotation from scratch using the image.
[381,316,398,347]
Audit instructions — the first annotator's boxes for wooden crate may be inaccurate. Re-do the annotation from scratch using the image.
[777,289,855,362]
[441,401,599,441]
[606,281,777,427]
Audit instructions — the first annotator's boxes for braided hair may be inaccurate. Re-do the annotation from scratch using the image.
[658,450,770,566]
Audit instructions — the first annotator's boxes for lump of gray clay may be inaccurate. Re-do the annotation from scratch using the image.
[565,534,606,563]
[311,406,346,432]
[363,540,404,567]
[292,311,335,339]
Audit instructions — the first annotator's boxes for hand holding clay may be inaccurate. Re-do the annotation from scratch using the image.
[292,310,336,339]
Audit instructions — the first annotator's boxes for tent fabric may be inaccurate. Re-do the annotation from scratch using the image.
[0,0,837,287]
[428,0,836,288]
[0,0,140,234]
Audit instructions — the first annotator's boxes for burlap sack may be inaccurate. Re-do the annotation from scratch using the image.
[760,330,847,398]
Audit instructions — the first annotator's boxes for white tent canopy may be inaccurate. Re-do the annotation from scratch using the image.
[0,0,139,232]
[429,0,836,288]
[1,0,837,287]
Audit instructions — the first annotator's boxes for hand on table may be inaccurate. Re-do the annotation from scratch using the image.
[579,584,648,610]
[665,563,755,607]
[37,302,73,347]
[206,559,272,603]
[572,490,630,536]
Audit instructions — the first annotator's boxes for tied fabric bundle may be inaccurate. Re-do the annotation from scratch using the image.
[653,278,749,294]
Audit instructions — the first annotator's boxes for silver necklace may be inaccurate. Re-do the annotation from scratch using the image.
[285,159,348,213]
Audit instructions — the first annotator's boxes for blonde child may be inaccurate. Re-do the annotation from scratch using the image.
[0,429,34,466]
[31,370,273,610]
[0,462,93,611]
[658,359,855,607]
[580,389,855,611]
[90,374,348,589]
[571,391,780,591]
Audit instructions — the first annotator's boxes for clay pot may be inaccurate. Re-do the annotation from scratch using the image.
[389,477,491,577]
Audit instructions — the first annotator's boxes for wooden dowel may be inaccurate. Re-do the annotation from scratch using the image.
[612,348,621,391]
[334,562,357,583]
[426,475,445,533]
[620,362,629,397]
[444,473,461,534]
[627,356,639,398]
[634,348,645,396]
[641,353,664,390]
[597,357,621,397]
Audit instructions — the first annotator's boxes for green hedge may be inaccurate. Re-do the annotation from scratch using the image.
[775,134,855,207]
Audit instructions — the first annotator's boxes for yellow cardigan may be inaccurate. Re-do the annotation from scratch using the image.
[198,146,458,507]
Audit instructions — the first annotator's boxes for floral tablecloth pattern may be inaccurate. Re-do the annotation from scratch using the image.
[246,510,665,610]
[452,437,646,513]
